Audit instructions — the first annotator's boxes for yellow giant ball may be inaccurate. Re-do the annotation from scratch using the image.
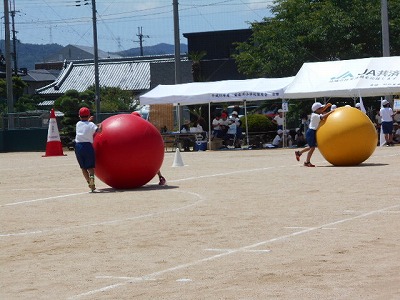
[317,107,377,166]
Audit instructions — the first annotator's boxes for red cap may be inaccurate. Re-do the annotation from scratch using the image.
[79,107,90,117]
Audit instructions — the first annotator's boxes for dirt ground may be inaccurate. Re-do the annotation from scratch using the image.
[1,146,399,300]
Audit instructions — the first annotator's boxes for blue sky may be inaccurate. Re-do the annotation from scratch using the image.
[1,0,274,53]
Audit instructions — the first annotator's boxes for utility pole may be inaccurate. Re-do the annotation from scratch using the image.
[381,0,390,57]
[173,0,181,84]
[173,0,184,129]
[3,0,14,128]
[75,0,100,120]
[91,0,101,121]
[381,0,391,103]
[10,0,19,75]
[136,27,149,56]
[49,26,53,44]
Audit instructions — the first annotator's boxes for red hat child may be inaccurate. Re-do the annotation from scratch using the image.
[79,107,90,117]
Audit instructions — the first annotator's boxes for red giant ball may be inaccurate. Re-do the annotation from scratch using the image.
[93,113,164,189]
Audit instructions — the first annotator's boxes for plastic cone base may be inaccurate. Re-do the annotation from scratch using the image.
[172,148,184,167]
[43,141,65,157]
[42,108,65,157]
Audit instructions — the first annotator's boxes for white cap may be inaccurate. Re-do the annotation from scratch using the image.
[278,109,284,113]
[232,111,238,115]
[277,129,283,134]
[382,99,389,105]
[355,103,361,108]
[312,102,325,112]
[331,104,337,110]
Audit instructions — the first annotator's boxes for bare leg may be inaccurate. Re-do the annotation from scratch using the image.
[295,146,310,161]
[86,168,96,191]
[305,147,315,163]
[299,146,310,155]
[81,168,90,183]
[389,133,394,144]
[158,170,166,185]
[384,133,390,144]
[87,168,95,177]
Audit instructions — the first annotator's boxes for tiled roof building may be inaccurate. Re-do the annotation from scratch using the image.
[36,56,192,97]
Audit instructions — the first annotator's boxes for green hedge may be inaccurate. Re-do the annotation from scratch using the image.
[241,114,275,132]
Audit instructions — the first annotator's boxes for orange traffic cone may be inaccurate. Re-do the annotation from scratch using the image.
[43,108,66,157]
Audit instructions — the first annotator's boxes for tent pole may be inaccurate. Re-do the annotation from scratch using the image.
[282,100,286,148]
[177,103,181,131]
[244,100,249,146]
[208,102,212,146]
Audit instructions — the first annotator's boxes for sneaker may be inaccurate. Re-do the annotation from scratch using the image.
[304,162,315,167]
[88,175,95,191]
[295,151,301,161]
[158,176,166,186]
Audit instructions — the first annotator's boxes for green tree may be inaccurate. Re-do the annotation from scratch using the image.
[242,113,274,132]
[97,86,134,112]
[188,50,207,82]
[54,89,84,141]
[234,0,400,78]
[14,94,45,112]
[187,51,208,127]
[54,87,138,144]
[0,76,29,112]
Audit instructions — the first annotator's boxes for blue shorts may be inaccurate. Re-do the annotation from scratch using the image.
[306,129,317,147]
[75,142,95,169]
[381,121,393,134]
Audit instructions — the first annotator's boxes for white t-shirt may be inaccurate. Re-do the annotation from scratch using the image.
[308,113,322,130]
[380,107,394,122]
[375,113,382,124]
[212,118,222,130]
[272,134,281,146]
[230,117,241,126]
[273,115,284,126]
[220,119,229,128]
[75,121,98,143]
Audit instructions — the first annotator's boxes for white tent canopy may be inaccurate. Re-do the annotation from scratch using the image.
[140,77,294,105]
[140,77,294,147]
[284,56,400,99]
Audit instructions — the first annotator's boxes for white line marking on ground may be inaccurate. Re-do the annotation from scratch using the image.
[68,203,400,299]
[4,150,399,208]
[96,276,156,282]
[0,165,289,208]
[284,226,310,229]
[204,248,271,253]
[284,226,336,230]
[0,191,205,237]
[176,278,192,282]
[1,192,89,207]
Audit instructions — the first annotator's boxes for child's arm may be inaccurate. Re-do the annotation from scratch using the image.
[96,122,102,133]
[321,110,334,120]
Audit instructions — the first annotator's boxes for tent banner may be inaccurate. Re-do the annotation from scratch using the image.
[140,77,294,105]
[284,56,400,99]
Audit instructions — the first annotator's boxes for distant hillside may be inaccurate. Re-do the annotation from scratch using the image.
[0,40,188,71]
[0,41,64,70]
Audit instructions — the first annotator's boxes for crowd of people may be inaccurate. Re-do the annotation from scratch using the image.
[167,99,399,153]
[266,99,399,153]
[211,109,243,148]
